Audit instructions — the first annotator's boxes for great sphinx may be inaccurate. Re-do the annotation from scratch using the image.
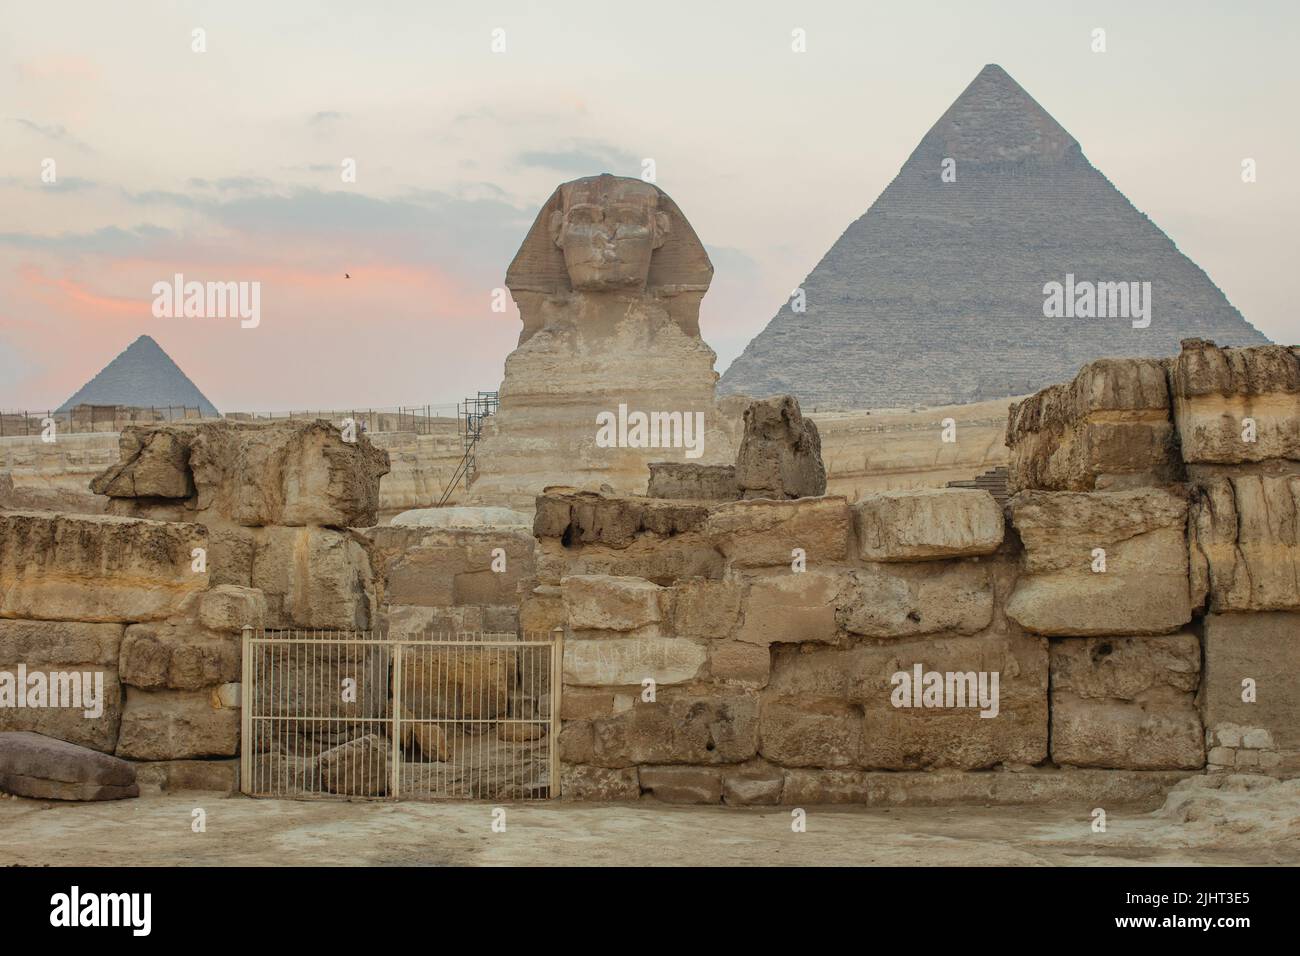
[468,174,740,509]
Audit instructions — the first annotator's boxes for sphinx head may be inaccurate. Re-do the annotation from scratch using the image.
[505,174,713,340]
[547,177,669,292]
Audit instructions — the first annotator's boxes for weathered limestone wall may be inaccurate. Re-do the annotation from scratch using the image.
[811,397,1017,500]
[0,420,390,797]
[539,339,1297,803]
[0,426,466,521]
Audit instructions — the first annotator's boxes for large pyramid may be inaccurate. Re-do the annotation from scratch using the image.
[57,335,219,416]
[719,64,1269,409]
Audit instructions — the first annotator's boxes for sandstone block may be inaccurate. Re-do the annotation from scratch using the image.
[646,462,739,501]
[671,578,743,640]
[119,621,240,690]
[735,395,827,499]
[560,764,640,801]
[250,526,376,630]
[709,641,771,687]
[639,765,722,804]
[736,571,842,646]
[562,574,663,632]
[198,585,267,632]
[115,686,240,760]
[534,491,709,548]
[721,763,785,805]
[133,758,239,795]
[1006,357,1177,491]
[1200,613,1299,759]
[0,731,138,800]
[91,420,390,527]
[1007,489,1191,635]
[563,634,706,687]
[1189,475,1300,612]
[560,688,614,720]
[837,562,993,638]
[0,620,124,753]
[1170,339,1300,464]
[0,512,207,623]
[762,632,1048,770]
[589,691,758,767]
[855,488,1003,561]
[759,700,862,768]
[1050,634,1204,770]
[90,428,193,498]
[705,496,850,568]
[544,533,724,586]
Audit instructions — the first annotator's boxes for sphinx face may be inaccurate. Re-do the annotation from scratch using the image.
[552,179,667,292]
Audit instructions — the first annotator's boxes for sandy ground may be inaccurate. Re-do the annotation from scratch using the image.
[1,775,1294,867]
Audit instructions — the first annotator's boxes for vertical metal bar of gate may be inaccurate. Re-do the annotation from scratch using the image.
[390,642,402,800]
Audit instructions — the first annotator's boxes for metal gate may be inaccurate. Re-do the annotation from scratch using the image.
[240,629,561,801]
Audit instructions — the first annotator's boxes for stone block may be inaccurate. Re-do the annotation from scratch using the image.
[91,419,390,527]
[119,621,240,691]
[734,395,826,499]
[855,488,1003,561]
[1050,632,1204,770]
[837,562,993,638]
[1006,356,1178,491]
[589,691,758,767]
[0,511,207,623]
[250,526,376,630]
[721,763,785,805]
[646,462,739,501]
[705,496,850,569]
[671,578,743,640]
[638,765,722,804]
[735,570,842,646]
[198,585,267,632]
[0,620,124,753]
[1200,613,1299,760]
[562,574,663,632]
[534,492,709,548]
[1189,475,1300,612]
[563,633,706,687]
[1169,339,1300,464]
[115,686,240,760]
[0,731,138,801]
[1007,489,1191,635]
[762,631,1048,770]
[560,764,640,801]
[709,641,771,687]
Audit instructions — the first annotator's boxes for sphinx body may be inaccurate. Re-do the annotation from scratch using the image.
[468,175,739,510]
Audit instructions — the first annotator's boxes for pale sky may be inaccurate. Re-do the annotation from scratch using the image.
[2,0,1296,412]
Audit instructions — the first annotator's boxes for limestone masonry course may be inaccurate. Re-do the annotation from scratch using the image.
[0,338,1296,812]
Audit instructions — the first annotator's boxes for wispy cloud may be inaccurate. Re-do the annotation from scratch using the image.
[9,118,93,153]
[516,139,639,176]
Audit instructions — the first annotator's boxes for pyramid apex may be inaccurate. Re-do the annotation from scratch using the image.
[906,64,1077,167]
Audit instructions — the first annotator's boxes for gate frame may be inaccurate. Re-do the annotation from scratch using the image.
[239,627,563,801]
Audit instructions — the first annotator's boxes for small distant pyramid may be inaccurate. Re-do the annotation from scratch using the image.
[719,64,1270,409]
[57,335,219,416]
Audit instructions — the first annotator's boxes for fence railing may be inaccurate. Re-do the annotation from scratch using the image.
[241,629,561,802]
